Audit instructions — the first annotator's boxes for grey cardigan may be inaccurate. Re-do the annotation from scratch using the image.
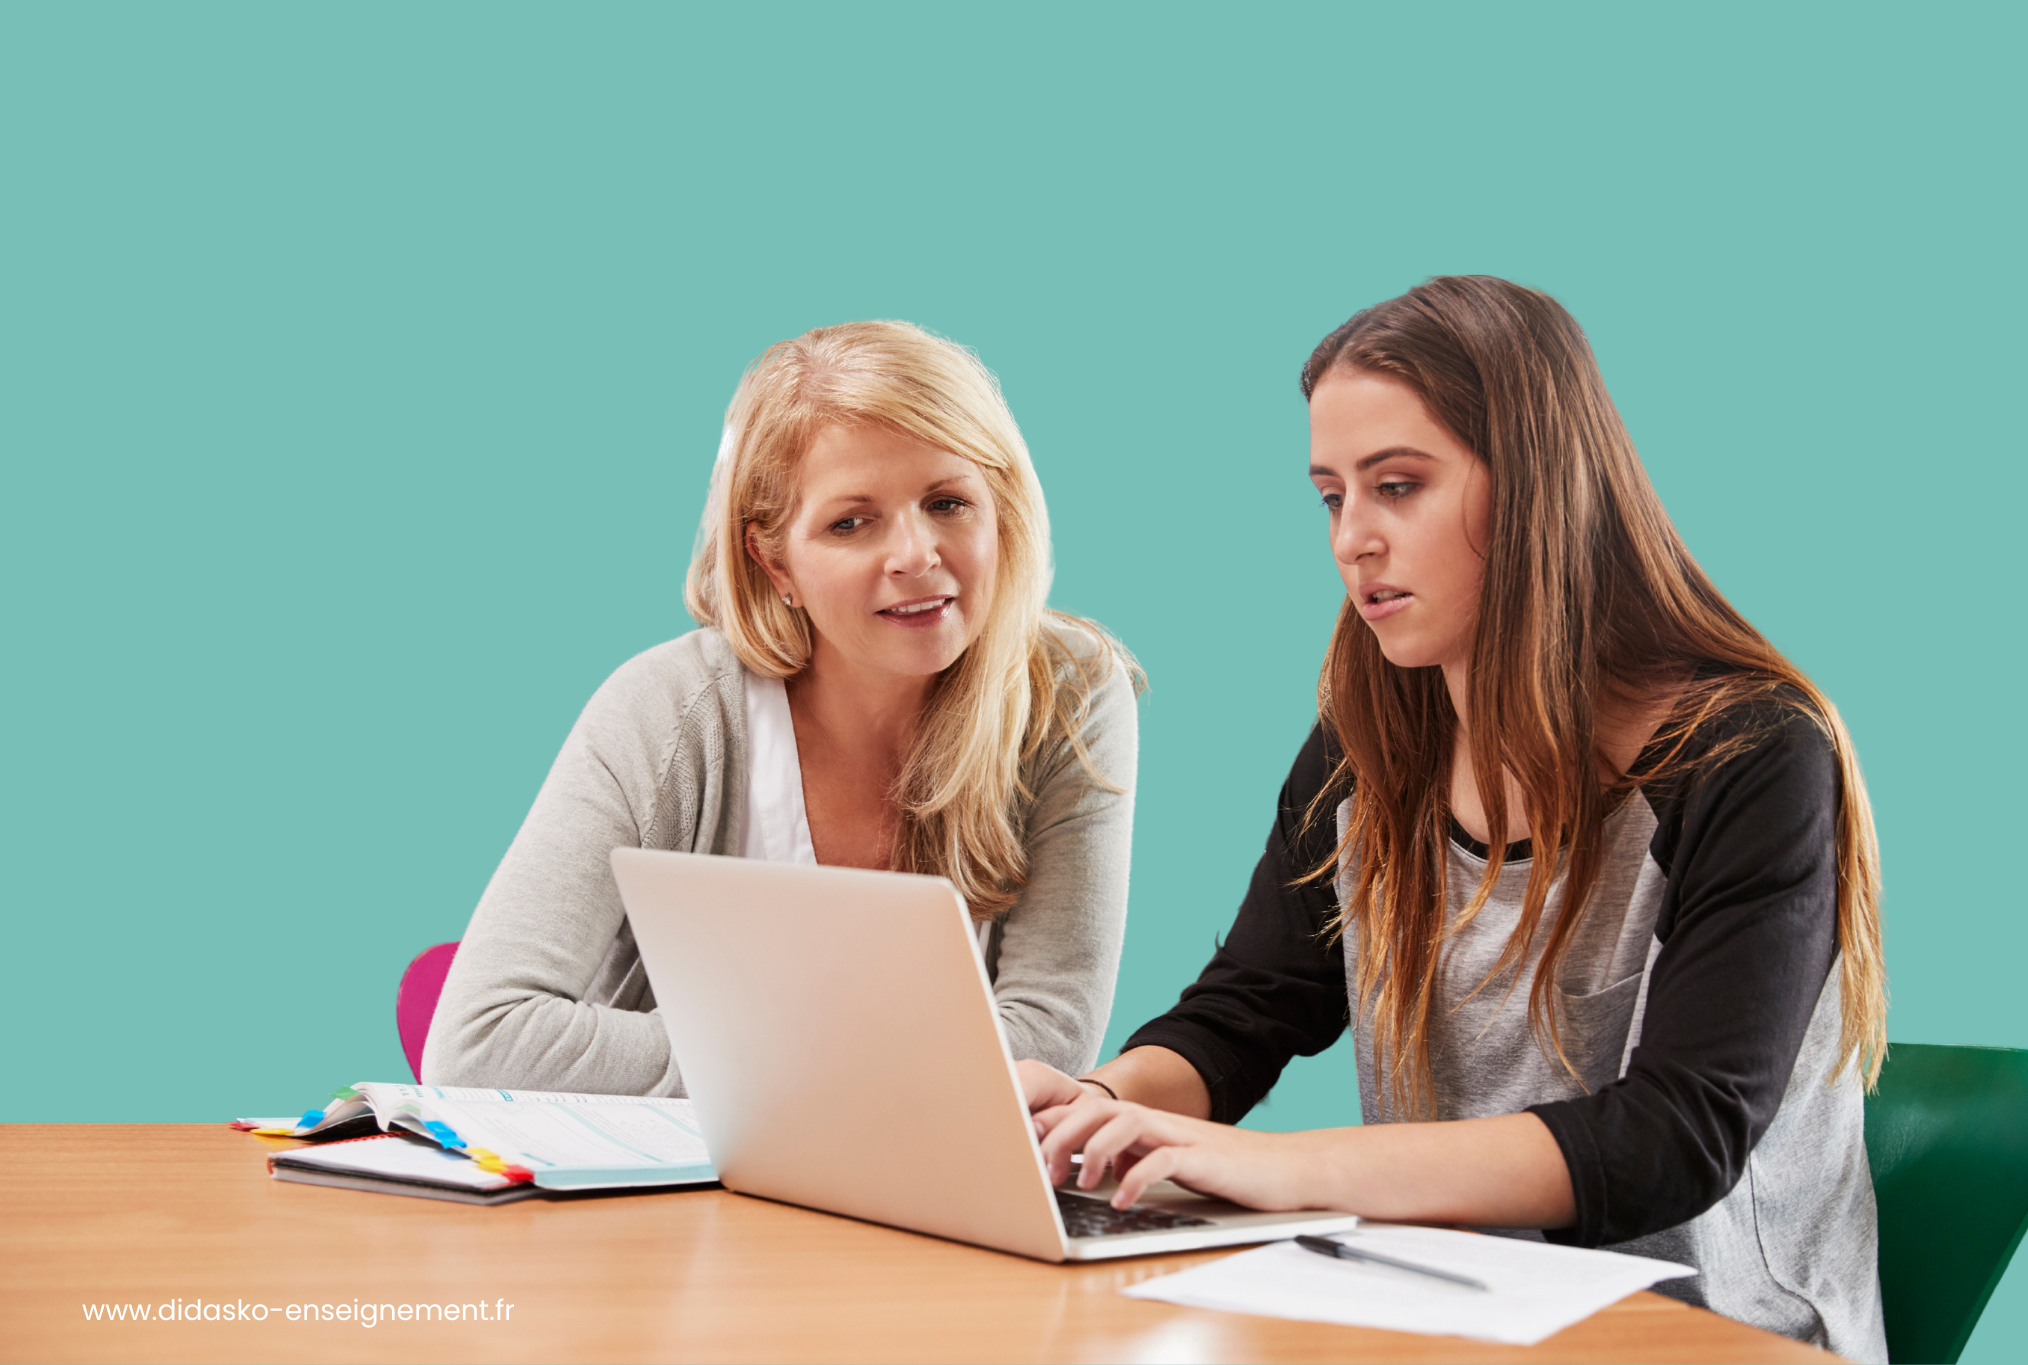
[422,624,1137,1095]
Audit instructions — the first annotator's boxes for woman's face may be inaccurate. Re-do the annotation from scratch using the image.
[752,424,1000,684]
[1308,367,1491,673]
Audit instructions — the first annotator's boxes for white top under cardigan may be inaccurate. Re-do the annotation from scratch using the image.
[739,670,818,868]
[421,622,1136,1095]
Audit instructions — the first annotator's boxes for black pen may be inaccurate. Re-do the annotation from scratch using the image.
[1294,1234,1491,1292]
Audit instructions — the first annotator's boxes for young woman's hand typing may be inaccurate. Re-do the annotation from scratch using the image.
[1013,1055,1574,1224]
[1034,1089,1314,1211]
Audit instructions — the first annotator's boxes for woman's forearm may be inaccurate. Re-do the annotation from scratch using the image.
[1069,1050,1572,1227]
[1053,1058,1571,1226]
[1086,1045,1213,1119]
[1289,1111,1575,1226]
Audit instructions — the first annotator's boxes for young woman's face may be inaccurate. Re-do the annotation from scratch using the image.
[1308,367,1491,673]
[753,424,1000,683]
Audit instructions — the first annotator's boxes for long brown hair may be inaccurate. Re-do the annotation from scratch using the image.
[1301,276,1886,1116]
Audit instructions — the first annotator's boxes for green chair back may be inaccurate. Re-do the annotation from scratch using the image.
[1865,1043,2028,1363]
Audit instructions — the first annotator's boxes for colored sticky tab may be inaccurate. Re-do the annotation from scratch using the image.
[423,1119,465,1148]
[298,1109,325,1129]
[330,1086,359,1100]
[462,1148,536,1184]
[250,1127,297,1137]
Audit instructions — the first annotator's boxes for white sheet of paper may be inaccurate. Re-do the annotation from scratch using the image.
[1121,1225,1695,1346]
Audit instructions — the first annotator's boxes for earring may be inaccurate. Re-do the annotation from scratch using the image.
[781,594,793,608]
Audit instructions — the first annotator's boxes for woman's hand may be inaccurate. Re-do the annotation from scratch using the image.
[1013,1059,1093,1115]
[1032,1088,1318,1212]
[1012,1052,1308,1211]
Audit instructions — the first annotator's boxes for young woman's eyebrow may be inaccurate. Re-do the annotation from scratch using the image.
[1308,447,1436,480]
[1352,446,1437,472]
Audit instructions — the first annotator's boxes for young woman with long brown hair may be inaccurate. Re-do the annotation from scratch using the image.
[1015,277,1888,1360]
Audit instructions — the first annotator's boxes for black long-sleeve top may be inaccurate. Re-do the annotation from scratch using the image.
[1123,706,1847,1250]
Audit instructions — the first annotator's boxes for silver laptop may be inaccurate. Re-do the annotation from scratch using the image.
[609,847,1360,1261]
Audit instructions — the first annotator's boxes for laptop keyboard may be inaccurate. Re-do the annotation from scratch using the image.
[1055,1188,1213,1238]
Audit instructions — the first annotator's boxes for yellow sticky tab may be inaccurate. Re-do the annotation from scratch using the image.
[464,1146,508,1172]
[250,1127,297,1137]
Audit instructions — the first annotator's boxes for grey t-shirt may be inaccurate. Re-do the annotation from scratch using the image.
[423,622,1137,1095]
[1343,796,1886,1365]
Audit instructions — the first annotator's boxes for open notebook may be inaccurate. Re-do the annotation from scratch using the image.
[239,1084,717,1194]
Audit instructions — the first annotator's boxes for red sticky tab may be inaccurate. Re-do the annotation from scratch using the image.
[502,1165,536,1185]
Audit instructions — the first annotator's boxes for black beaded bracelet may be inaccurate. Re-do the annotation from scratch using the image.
[1077,1076,1120,1102]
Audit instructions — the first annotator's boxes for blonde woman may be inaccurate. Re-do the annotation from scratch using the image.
[424,321,1139,1094]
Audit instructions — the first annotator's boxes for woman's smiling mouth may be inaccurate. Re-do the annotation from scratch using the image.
[878,595,955,628]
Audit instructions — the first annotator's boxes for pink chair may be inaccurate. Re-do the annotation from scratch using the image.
[396,942,460,1082]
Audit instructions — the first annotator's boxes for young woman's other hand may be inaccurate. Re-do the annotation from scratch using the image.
[1031,1089,1309,1212]
[1013,1059,1090,1116]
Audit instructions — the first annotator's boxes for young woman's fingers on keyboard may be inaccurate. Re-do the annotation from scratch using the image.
[1035,1092,1136,1185]
[1073,1106,1201,1196]
[1110,1142,1197,1208]
[1081,1110,1299,1212]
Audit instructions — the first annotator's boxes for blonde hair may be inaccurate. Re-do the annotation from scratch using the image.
[685,320,1135,918]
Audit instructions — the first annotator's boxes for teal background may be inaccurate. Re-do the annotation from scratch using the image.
[3,3,2021,1356]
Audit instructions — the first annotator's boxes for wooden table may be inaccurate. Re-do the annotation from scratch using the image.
[2,1125,1836,1364]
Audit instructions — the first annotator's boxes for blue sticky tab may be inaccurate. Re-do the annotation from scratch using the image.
[298,1109,325,1129]
[424,1119,465,1148]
